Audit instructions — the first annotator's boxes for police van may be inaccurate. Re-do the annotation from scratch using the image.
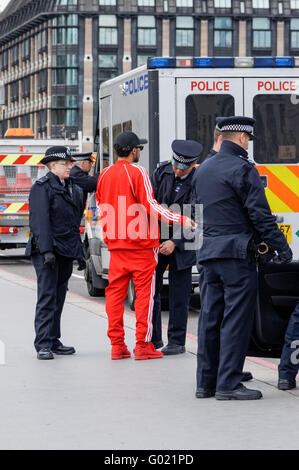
[85,56,299,357]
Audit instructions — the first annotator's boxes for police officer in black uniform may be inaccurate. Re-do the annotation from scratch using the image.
[150,139,202,355]
[70,152,99,217]
[193,116,292,400]
[26,146,84,360]
[205,125,223,160]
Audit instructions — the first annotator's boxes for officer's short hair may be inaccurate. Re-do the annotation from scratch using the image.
[213,128,222,144]
[221,131,241,140]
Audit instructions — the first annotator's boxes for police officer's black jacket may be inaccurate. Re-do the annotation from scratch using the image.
[69,165,99,215]
[25,171,84,259]
[151,161,196,271]
[192,140,289,263]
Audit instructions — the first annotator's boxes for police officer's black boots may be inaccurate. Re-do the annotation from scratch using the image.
[37,348,54,360]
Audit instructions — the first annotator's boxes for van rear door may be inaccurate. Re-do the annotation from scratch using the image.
[244,77,299,260]
[176,76,243,160]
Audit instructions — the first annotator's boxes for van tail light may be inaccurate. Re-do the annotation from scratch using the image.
[0,227,18,234]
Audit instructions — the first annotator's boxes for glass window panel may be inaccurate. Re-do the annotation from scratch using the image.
[253,0,269,7]
[253,30,271,48]
[138,0,155,5]
[99,0,117,4]
[99,27,118,44]
[66,69,78,85]
[67,14,78,26]
[214,17,232,29]
[176,16,194,28]
[291,0,299,8]
[99,54,117,67]
[67,28,78,44]
[137,55,149,66]
[252,18,270,29]
[253,95,299,163]
[176,29,194,47]
[290,18,299,29]
[99,15,117,27]
[138,28,156,46]
[186,94,235,162]
[214,0,231,7]
[291,31,299,48]
[176,0,193,6]
[66,109,78,126]
[137,15,155,27]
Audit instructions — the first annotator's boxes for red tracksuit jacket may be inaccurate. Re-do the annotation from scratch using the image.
[95,160,186,251]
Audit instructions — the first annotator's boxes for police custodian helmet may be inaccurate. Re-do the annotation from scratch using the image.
[216,116,256,140]
[172,139,203,170]
[40,146,74,165]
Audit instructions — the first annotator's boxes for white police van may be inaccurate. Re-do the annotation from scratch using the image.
[85,56,299,357]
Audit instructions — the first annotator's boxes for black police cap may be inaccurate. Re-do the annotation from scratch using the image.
[216,116,256,140]
[172,139,203,170]
[114,131,148,152]
[41,146,74,165]
[72,152,93,162]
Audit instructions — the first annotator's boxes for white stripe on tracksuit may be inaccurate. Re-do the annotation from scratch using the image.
[133,165,182,224]
[145,247,159,342]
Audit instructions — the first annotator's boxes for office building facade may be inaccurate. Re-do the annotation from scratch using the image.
[0,0,298,150]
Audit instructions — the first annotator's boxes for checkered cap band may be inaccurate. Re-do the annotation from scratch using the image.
[46,153,69,159]
[172,152,198,164]
[216,124,254,133]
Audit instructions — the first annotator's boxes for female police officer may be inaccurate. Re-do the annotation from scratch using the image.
[26,146,84,360]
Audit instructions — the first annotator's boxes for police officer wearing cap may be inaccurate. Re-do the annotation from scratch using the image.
[150,139,202,355]
[192,116,292,400]
[26,146,84,360]
[70,152,100,216]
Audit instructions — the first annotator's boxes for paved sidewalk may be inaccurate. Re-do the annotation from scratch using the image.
[0,267,298,450]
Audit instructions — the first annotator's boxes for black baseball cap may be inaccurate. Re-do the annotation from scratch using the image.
[114,131,148,152]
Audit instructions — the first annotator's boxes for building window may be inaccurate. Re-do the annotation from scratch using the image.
[0,50,8,70]
[138,0,155,5]
[252,18,271,49]
[99,0,117,5]
[22,76,30,99]
[38,110,47,133]
[176,0,193,6]
[21,39,30,61]
[52,95,78,107]
[137,16,156,47]
[56,0,78,5]
[10,81,19,103]
[290,19,299,49]
[278,2,283,14]
[11,45,19,67]
[252,0,269,7]
[38,30,48,53]
[214,17,232,48]
[21,114,30,128]
[52,54,78,67]
[52,28,78,45]
[291,0,299,8]
[98,54,118,82]
[240,1,245,13]
[176,16,194,48]
[214,0,231,7]
[137,54,149,66]
[164,0,168,11]
[52,69,78,85]
[38,70,48,93]
[52,109,78,126]
[99,15,118,45]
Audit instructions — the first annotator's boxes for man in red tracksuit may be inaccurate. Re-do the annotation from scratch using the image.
[96,131,194,360]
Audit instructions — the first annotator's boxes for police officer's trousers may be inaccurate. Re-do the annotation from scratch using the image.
[151,253,192,346]
[32,253,73,351]
[278,300,299,380]
[197,256,257,391]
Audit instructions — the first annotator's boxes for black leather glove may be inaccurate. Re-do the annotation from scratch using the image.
[273,246,293,264]
[43,251,56,269]
[77,258,86,271]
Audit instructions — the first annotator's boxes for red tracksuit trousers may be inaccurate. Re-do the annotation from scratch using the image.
[105,248,159,345]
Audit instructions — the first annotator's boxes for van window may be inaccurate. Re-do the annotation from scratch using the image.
[185,94,235,162]
[253,94,299,164]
